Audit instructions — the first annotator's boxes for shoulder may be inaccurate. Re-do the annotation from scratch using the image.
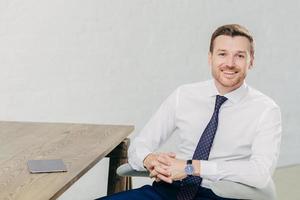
[246,86,280,111]
[176,80,212,93]
[169,80,213,105]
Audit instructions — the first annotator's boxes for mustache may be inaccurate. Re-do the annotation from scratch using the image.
[221,66,239,71]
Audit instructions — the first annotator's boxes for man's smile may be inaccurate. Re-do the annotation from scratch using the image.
[221,69,238,79]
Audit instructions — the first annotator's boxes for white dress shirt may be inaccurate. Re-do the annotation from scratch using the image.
[128,79,281,189]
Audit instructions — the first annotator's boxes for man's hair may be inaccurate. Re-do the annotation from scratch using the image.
[209,24,254,56]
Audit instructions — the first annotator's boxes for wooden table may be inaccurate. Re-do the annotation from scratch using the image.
[0,121,134,200]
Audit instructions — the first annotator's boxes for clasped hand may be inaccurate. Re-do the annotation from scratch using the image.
[143,152,187,183]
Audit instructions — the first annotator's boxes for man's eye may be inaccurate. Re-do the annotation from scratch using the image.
[237,54,245,58]
[218,53,225,56]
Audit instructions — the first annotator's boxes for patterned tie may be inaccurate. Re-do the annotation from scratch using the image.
[177,95,228,200]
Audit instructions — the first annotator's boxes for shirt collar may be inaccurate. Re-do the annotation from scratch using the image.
[207,79,248,104]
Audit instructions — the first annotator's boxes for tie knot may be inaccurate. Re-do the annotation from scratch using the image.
[215,95,227,110]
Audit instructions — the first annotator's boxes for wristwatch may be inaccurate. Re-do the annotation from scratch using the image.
[184,160,194,176]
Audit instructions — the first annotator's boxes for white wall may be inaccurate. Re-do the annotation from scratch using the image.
[1,0,299,199]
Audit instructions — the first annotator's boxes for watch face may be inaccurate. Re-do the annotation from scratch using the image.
[185,164,194,175]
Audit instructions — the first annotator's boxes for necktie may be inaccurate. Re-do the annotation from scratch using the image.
[177,95,228,200]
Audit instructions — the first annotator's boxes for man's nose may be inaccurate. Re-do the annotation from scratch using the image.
[225,56,235,67]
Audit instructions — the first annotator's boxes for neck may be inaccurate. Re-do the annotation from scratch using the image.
[214,80,243,95]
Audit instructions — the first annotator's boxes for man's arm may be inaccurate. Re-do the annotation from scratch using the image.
[128,88,179,171]
[201,106,282,188]
[155,106,281,188]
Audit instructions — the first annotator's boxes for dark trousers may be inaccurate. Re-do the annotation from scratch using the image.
[96,181,240,200]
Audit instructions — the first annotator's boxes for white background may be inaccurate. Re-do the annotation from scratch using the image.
[0,0,299,199]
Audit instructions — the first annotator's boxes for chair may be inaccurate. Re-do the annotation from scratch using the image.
[116,163,276,200]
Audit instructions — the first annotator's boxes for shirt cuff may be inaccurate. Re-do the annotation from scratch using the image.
[128,148,152,171]
[200,160,220,182]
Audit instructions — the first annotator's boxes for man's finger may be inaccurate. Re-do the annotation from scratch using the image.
[157,174,173,184]
[149,170,159,178]
[155,177,161,182]
[167,152,176,158]
[154,165,171,177]
[143,153,159,170]
[157,155,171,166]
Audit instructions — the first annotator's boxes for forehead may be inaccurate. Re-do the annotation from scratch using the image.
[213,35,251,53]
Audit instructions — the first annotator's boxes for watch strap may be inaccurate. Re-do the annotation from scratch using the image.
[186,159,192,165]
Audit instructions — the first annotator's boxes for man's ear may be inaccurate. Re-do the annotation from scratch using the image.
[208,52,212,67]
[249,55,254,69]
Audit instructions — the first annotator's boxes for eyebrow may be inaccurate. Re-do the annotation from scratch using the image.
[216,49,247,54]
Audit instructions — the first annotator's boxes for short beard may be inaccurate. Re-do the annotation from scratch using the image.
[212,69,246,89]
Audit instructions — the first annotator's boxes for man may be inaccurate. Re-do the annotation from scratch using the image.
[97,24,281,200]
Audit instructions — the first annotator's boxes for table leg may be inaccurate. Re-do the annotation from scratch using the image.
[106,138,132,195]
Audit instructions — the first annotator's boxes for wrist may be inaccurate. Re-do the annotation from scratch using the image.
[143,153,155,170]
[192,160,201,176]
[185,160,201,176]
[184,160,194,176]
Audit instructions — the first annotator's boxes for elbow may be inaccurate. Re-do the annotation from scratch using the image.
[248,157,276,189]
[249,168,272,189]
[253,174,271,189]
